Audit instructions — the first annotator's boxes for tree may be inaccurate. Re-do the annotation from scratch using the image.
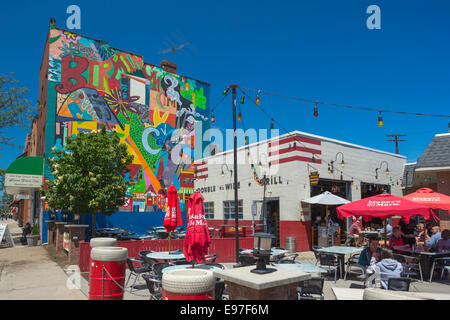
[0,74,35,148]
[0,169,13,214]
[42,125,134,235]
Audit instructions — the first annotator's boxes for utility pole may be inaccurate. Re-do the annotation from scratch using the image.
[230,85,240,264]
[386,134,407,154]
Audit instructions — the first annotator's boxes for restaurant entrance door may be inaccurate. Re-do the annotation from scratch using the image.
[310,179,350,246]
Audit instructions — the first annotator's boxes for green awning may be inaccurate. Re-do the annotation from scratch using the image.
[5,156,44,195]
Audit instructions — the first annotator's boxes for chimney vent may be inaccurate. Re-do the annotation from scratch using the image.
[160,60,177,74]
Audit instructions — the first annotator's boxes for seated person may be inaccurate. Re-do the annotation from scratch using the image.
[436,229,450,252]
[414,223,427,244]
[346,219,363,246]
[358,235,383,267]
[389,226,408,254]
[398,219,417,247]
[425,226,442,250]
[367,249,403,289]
[379,220,392,238]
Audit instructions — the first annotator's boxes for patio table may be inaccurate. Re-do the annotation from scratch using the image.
[162,264,224,274]
[316,246,364,279]
[393,246,450,280]
[146,251,186,261]
[240,248,289,257]
[275,263,327,274]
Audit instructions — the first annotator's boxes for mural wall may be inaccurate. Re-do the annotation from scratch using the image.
[45,26,210,214]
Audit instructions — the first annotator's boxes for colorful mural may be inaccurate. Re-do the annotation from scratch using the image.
[45,27,210,210]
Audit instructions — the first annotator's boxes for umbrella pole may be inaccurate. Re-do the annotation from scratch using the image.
[384,219,387,249]
[326,205,329,246]
[168,232,171,253]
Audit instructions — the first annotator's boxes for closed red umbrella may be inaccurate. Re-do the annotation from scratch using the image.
[164,185,182,252]
[183,192,211,264]
[403,187,450,212]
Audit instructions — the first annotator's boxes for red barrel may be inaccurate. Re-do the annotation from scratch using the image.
[162,269,215,300]
[89,246,128,300]
[88,238,117,275]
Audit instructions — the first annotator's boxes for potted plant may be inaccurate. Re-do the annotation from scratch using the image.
[26,224,40,246]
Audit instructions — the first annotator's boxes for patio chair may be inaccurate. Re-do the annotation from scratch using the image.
[277,254,299,264]
[151,262,172,279]
[393,253,423,281]
[237,254,257,267]
[429,257,450,282]
[142,273,162,300]
[344,253,365,280]
[317,253,339,283]
[312,246,322,265]
[204,254,218,263]
[138,250,158,267]
[297,277,325,300]
[387,277,411,291]
[125,258,152,292]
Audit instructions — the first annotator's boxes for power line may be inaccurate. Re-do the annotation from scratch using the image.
[386,134,407,154]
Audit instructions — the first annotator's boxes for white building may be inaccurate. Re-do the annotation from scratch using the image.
[193,131,406,251]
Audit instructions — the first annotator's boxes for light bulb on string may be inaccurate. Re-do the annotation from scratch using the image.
[378,111,383,127]
[222,87,230,96]
[211,112,215,123]
[312,155,316,163]
[341,160,345,168]
[240,95,245,105]
[245,136,248,144]
[270,118,274,130]
[255,90,261,105]
[340,173,343,181]
[238,108,242,121]
[313,102,318,117]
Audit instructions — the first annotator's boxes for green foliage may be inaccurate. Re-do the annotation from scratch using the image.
[0,74,35,148]
[31,224,39,234]
[42,125,134,217]
[0,169,13,214]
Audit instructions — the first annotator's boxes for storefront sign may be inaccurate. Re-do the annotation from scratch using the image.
[310,172,319,185]
[63,232,70,252]
[14,194,30,200]
[5,174,43,190]
[118,196,133,212]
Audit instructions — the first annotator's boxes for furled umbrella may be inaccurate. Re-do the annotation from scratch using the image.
[302,191,350,246]
[183,192,211,264]
[163,185,183,253]
[337,192,436,247]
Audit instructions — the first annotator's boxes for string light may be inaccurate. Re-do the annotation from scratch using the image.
[240,95,245,105]
[245,135,248,144]
[211,112,215,123]
[313,102,318,117]
[340,173,343,181]
[255,90,261,105]
[238,107,242,121]
[270,118,274,130]
[378,111,383,127]
[222,87,230,96]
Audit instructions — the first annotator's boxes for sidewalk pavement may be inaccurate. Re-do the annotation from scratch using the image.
[0,219,86,300]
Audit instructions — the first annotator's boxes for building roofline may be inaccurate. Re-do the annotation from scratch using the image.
[196,130,406,162]
[52,25,211,87]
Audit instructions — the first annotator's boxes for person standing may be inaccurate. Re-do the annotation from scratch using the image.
[346,219,363,246]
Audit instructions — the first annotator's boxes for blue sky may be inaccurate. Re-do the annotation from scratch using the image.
[0,0,449,169]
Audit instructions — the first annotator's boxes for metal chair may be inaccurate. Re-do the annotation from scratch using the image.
[237,254,257,266]
[142,273,162,300]
[429,257,450,282]
[125,258,152,292]
[204,254,218,263]
[387,277,411,291]
[312,246,323,265]
[317,253,339,283]
[344,253,365,280]
[277,254,300,264]
[393,253,423,281]
[297,277,325,300]
[151,262,172,279]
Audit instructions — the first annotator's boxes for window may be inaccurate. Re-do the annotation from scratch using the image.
[223,200,243,220]
[204,202,215,219]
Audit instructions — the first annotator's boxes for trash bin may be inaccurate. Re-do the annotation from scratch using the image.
[89,238,118,274]
[89,246,128,300]
[286,237,296,253]
[162,269,215,300]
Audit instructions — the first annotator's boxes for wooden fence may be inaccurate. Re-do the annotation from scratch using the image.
[79,237,254,272]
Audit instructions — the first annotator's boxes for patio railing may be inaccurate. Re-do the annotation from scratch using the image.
[79,237,254,272]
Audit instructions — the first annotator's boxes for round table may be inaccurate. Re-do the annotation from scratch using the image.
[275,263,327,274]
[161,264,224,274]
[240,248,289,256]
[146,251,186,261]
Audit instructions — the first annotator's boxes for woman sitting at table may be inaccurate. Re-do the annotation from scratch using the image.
[389,226,408,254]
[358,235,383,267]
[436,229,450,252]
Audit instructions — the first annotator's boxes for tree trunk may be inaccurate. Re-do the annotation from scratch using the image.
[92,212,96,238]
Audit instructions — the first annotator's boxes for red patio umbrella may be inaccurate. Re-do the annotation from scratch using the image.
[337,193,436,248]
[403,187,450,212]
[163,185,182,253]
[183,192,211,264]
